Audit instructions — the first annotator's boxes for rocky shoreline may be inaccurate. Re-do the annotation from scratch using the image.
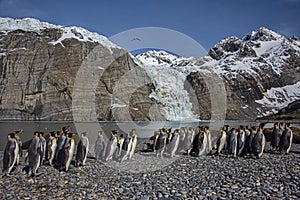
[0,143,299,199]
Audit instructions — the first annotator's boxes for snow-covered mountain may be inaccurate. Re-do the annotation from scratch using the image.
[136,27,300,119]
[0,17,299,121]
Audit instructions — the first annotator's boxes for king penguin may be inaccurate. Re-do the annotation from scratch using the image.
[178,127,187,152]
[45,131,57,166]
[155,128,167,157]
[228,128,238,157]
[117,133,125,158]
[13,130,23,164]
[105,130,119,161]
[182,127,195,155]
[237,126,246,156]
[242,126,252,156]
[129,129,138,160]
[120,132,133,162]
[28,131,43,177]
[75,132,90,166]
[204,126,212,155]
[215,126,228,154]
[251,124,266,159]
[62,133,75,172]
[94,131,106,161]
[279,123,293,154]
[168,129,180,157]
[54,128,67,166]
[39,132,46,166]
[191,127,207,157]
[2,133,20,176]
[271,122,281,151]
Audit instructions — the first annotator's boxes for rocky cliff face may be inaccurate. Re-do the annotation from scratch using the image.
[0,18,156,121]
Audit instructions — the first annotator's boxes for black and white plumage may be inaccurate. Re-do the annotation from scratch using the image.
[120,133,132,162]
[54,131,67,166]
[182,127,195,155]
[178,127,187,152]
[105,131,119,161]
[94,131,106,161]
[204,126,212,155]
[39,132,46,166]
[271,122,282,151]
[244,127,256,155]
[61,133,75,172]
[168,129,180,157]
[279,123,293,154]
[2,133,20,176]
[237,127,246,156]
[129,129,138,160]
[45,131,57,166]
[155,129,167,157]
[28,132,43,177]
[251,125,266,159]
[117,134,125,158]
[75,132,89,166]
[228,128,238,158]
[216,127,227,154]
[191,127,206,157]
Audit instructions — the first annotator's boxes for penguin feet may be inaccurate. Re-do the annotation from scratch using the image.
[3,172,12,177]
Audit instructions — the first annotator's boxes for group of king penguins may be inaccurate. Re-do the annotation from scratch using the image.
[2,122,294,176]
[215,122,293,158]
[94,129,138,162]
[2,126,90,177]
[150,126,213,158]
[148,122,293,159]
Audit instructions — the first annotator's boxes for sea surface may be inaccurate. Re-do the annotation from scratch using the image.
[0,120,299,150]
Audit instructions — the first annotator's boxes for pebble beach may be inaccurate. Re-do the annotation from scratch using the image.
[0,142,299,200]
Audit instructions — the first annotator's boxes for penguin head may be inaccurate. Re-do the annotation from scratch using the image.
[67,133,74,138]
[13,130,22,136]
[98,131,104,136]
[39,132,44,137]
[34,131,39,136]
[7,133,15,139]
[279,122,284,129]
[81,132,88,137]
[285,123,290,128]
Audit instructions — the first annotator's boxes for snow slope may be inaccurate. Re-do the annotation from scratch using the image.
[0,17,119,51]
[255,81,300,109]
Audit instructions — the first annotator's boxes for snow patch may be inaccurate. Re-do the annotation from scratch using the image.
[255,81,300,109]
[0,17,120,52]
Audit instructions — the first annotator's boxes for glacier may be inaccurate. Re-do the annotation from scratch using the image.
[136,51,199,121]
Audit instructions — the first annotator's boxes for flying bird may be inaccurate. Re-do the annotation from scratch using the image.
[131,37,141,42]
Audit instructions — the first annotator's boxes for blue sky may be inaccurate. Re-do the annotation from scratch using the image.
[0,0,299,53]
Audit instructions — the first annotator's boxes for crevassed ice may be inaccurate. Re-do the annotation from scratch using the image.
[137,51,198,121]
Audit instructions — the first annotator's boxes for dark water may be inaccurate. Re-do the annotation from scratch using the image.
[1,120,299,150]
